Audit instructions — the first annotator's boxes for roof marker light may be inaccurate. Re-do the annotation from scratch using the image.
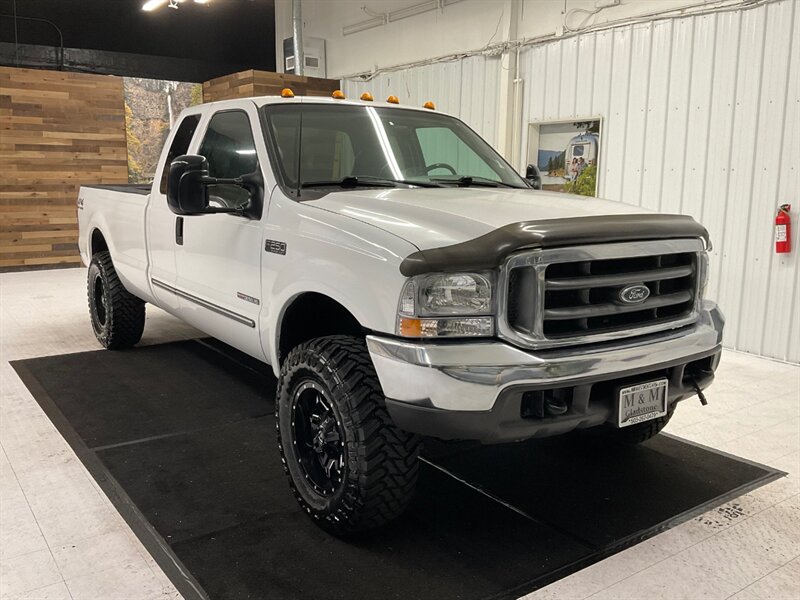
[332,90,346,99]
[423,101,436,110]
[360,92,374,102]
[387,95,400,104]
[281,88,295,98]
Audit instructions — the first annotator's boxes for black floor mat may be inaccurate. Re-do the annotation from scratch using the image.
[12,340,783,600]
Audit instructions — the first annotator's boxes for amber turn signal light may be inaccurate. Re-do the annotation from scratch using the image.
[398,317,423,337]
[423,101,436,110]
[360,92,374,101]
[332,90,346,99]
[387,95,400,104]
[281,88,295,98]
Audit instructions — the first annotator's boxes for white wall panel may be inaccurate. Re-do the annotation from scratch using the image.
[342,54,502,147]
[515,0,800,363]
[669,15,702,218]
[341,0,799,362]
[761,0,800,362]
[640,20,673,213]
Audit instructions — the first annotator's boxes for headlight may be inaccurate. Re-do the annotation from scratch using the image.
[698,251,710,298]
[396,272,494,338]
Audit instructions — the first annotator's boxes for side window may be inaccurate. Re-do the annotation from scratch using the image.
[416,127,496,179]
[159,115,201,194]
[198,111,259,208]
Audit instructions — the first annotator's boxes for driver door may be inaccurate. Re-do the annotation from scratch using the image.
[174,108,266,360]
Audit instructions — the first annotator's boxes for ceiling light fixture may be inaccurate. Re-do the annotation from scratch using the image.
[142,0,210,12]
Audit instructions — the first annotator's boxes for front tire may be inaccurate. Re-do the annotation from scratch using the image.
[87,251,145,349]
[595,407,676,445]
[276,336,420,535]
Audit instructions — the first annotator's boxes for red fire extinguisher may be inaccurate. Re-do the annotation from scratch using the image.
[775,204,791,254]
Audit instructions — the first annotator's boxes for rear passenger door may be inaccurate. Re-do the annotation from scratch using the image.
[174,108,267,360]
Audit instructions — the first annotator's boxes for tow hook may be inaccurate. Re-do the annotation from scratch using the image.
[690,375,709,406]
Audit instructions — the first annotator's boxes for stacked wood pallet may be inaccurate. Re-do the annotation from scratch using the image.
[0,67,128,271]
[203,69,340,102]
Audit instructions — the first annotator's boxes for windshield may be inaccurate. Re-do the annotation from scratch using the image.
[261,103,528,194]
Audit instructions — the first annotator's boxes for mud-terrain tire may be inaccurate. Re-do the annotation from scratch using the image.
[276,335,420,535]
[87,251,145,349]
[598,407,676,445]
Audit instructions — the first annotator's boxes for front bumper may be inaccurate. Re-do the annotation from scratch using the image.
[367,301,724,443]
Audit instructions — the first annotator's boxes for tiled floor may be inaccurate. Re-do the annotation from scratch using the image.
[1,268,799,600]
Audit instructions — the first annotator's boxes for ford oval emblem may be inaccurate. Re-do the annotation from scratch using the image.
[618,284,650,304]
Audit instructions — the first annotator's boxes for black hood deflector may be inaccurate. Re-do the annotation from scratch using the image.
[399,214,709,276]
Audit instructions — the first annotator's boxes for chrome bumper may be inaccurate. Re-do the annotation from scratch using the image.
[367,301,724,412]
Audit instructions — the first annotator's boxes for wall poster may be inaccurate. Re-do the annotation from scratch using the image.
[526,119,602,197]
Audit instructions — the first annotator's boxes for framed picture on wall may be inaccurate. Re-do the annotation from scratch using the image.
[526,118,602,197]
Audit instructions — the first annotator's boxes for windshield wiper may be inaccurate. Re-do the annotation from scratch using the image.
[301,176,443,189]
[301,176,396,189]
[430,176,518,188]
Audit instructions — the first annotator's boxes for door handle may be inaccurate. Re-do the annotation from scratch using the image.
[175,217,184,245]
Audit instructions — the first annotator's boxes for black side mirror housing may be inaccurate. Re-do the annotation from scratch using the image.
[167,154,263,218]
[167,155,211,215]
[525,164,542,190]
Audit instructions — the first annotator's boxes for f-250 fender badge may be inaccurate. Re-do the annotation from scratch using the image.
[265,240,287,255]
[237,292,260,305]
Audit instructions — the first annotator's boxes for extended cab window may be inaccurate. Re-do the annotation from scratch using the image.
[199,111,259,209]
[159,114,200,194]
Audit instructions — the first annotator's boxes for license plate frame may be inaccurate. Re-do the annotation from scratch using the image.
[616,379,669,428]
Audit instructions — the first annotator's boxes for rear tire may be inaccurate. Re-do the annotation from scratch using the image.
[87,251,145,349]
[276,335,420,535]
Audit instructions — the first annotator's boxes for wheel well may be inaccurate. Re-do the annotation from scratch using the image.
[278,293,363,363]
[90,229,108,257]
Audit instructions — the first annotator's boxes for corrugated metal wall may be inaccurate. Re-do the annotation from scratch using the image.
[344,0,800,363]
[343,54,502,147]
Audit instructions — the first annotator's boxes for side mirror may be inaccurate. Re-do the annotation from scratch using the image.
[525,164,542,190]
[167,155,262,217]
[167,155,210,215]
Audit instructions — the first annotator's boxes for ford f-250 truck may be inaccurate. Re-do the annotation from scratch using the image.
[78,92,724,535]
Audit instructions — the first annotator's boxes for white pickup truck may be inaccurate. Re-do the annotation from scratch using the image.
[78,93,724,535]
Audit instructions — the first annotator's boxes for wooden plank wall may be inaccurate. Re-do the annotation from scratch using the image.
[0,67,128,271]
[203,69,340,102]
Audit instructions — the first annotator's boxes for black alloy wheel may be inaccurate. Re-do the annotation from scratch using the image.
[91,270,109,330]
[290,380,346,496]
[87,251,146,349]
[276,336,421,535]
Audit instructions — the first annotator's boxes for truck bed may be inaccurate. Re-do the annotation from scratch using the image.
[82,184,151,196]
[78,183,152,302]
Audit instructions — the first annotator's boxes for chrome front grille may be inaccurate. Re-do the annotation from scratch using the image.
[499,239,705,349]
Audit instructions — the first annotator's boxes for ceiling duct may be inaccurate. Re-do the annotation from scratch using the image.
[292,0,304,75]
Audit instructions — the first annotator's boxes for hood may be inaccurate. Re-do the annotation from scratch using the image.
[306,187,650,251]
